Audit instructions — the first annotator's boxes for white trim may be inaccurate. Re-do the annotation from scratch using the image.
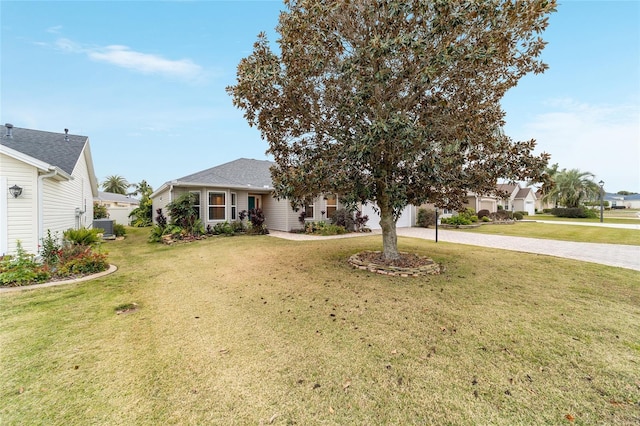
[207,191,226,221]
[0,177,7,255]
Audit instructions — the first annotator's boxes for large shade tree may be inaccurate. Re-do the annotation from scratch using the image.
[228,0,554,260]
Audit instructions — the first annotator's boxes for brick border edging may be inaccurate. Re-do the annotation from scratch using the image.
[0,264,118,293]
[348,251,444,277]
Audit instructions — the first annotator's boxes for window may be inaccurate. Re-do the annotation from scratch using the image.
[208,192,226,221]
[190,191,201,219]
[231,193,237,220]
[304,203,314,220]
[325,194,337,219]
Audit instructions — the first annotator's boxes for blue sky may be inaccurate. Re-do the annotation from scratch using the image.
[2,1,638,193]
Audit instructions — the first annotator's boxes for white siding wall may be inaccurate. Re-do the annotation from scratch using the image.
[1,153,39,254]
[151,187,172,224]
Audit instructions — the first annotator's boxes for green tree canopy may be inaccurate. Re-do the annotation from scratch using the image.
[544,168,600,208]
[101,175,130,195]
[228,0,555,259]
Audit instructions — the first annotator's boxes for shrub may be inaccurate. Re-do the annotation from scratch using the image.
[354,210,369,232]
[477,209,490,220]
[113,223,126,237]
[212,222,234,236]
[481,216,491,222]
[248,208,268,234]
[40,230,62,266]
[0,241,51,286]
[514,212,524,220]
[330,208,355,231]
[550,207,597,219]
[441,215,472,226]
[57,247,108,276]
[515,211,529,217]
[93,202,108,219]
[305,221,347,236]
[64,228,102,246]
[489,210,513,221]
[417,208,436,228]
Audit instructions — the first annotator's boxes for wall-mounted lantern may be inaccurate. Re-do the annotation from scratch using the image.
[9,184,23,198]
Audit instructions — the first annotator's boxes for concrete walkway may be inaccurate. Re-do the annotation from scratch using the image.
[269,229,640,272]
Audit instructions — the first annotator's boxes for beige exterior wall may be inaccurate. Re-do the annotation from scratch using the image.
[151,186,172,224]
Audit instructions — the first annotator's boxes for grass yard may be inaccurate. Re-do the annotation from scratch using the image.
[449,222,640,245]
[1,228,639,425]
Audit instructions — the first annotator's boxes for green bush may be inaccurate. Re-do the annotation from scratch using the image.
[212,222,235,236]
[0,241,50,286]
[441,215,472,226]
[330,208,355,231]
[93,202,108,219]
[57,248,109,276]
[417,208,436,228]
[113,224,126,237]
[514,212,524,220]
[550,207,597,219]
[305,221,347,235]
[40,230,62,266]
[64,228,102,246]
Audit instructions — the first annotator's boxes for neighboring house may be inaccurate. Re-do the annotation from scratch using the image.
[94,191,140,225]
[496,183,537,215]
[605,193,640,209]
[151,158,343,232]
[0,123,98,255]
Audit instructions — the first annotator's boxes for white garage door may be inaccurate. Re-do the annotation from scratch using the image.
[360,203,413,230]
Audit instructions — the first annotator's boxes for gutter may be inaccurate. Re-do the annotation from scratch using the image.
[37,169,59,253]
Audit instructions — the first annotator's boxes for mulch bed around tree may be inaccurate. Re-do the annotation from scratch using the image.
[349,251,444,277]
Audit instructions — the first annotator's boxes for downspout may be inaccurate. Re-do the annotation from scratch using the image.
[38,169,58,253]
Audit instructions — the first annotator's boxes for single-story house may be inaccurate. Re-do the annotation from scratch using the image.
[496,183,537,215]
[151,158,343,232]
[94,191,140,225]
[151,158,417,231]
[605,193,640,209]
[0,123,98,255]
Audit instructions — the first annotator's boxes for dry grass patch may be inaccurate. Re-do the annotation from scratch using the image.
[1,227,638,425]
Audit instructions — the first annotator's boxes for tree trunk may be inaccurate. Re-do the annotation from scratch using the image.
[379,203,400,261]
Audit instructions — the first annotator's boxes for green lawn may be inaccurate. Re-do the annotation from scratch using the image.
[449,221,640,245]
[1,228,639,425]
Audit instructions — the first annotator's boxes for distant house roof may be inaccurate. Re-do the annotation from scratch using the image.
[174,158,274,188]
[96,191,140,205]
[515,187,536,200]
[1,125,88,175]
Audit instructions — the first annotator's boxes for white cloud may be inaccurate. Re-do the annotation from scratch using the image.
[47,25,63,34]
[523,98,640,191]
[52,37,204,82]
[88,45,203,81]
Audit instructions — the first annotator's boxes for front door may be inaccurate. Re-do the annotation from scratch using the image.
[248,195,262,217]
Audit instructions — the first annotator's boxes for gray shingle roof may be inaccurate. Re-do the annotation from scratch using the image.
[175,158,275,189]
[1,125,88,175]
[96,191,140,204]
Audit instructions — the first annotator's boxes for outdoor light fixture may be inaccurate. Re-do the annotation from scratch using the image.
[9,184,22,198]
[598,180,605,223]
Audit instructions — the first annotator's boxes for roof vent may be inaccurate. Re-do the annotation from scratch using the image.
[64,128,69,141]
[5,123,13,138]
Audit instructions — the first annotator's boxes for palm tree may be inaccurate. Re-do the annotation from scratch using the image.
[543,168,599,208]
[130,180,152,198]
[101,175,130,195]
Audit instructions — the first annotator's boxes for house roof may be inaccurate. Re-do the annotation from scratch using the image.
[96,191,140,205]
[515,187,536,200]
[1,125,88,175]
[172,158,275,189]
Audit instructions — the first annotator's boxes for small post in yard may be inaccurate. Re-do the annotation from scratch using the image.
[599,180,605,223]
[435,206,439,243]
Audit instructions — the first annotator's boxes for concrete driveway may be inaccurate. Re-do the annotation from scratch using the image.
[269,228,640,272]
